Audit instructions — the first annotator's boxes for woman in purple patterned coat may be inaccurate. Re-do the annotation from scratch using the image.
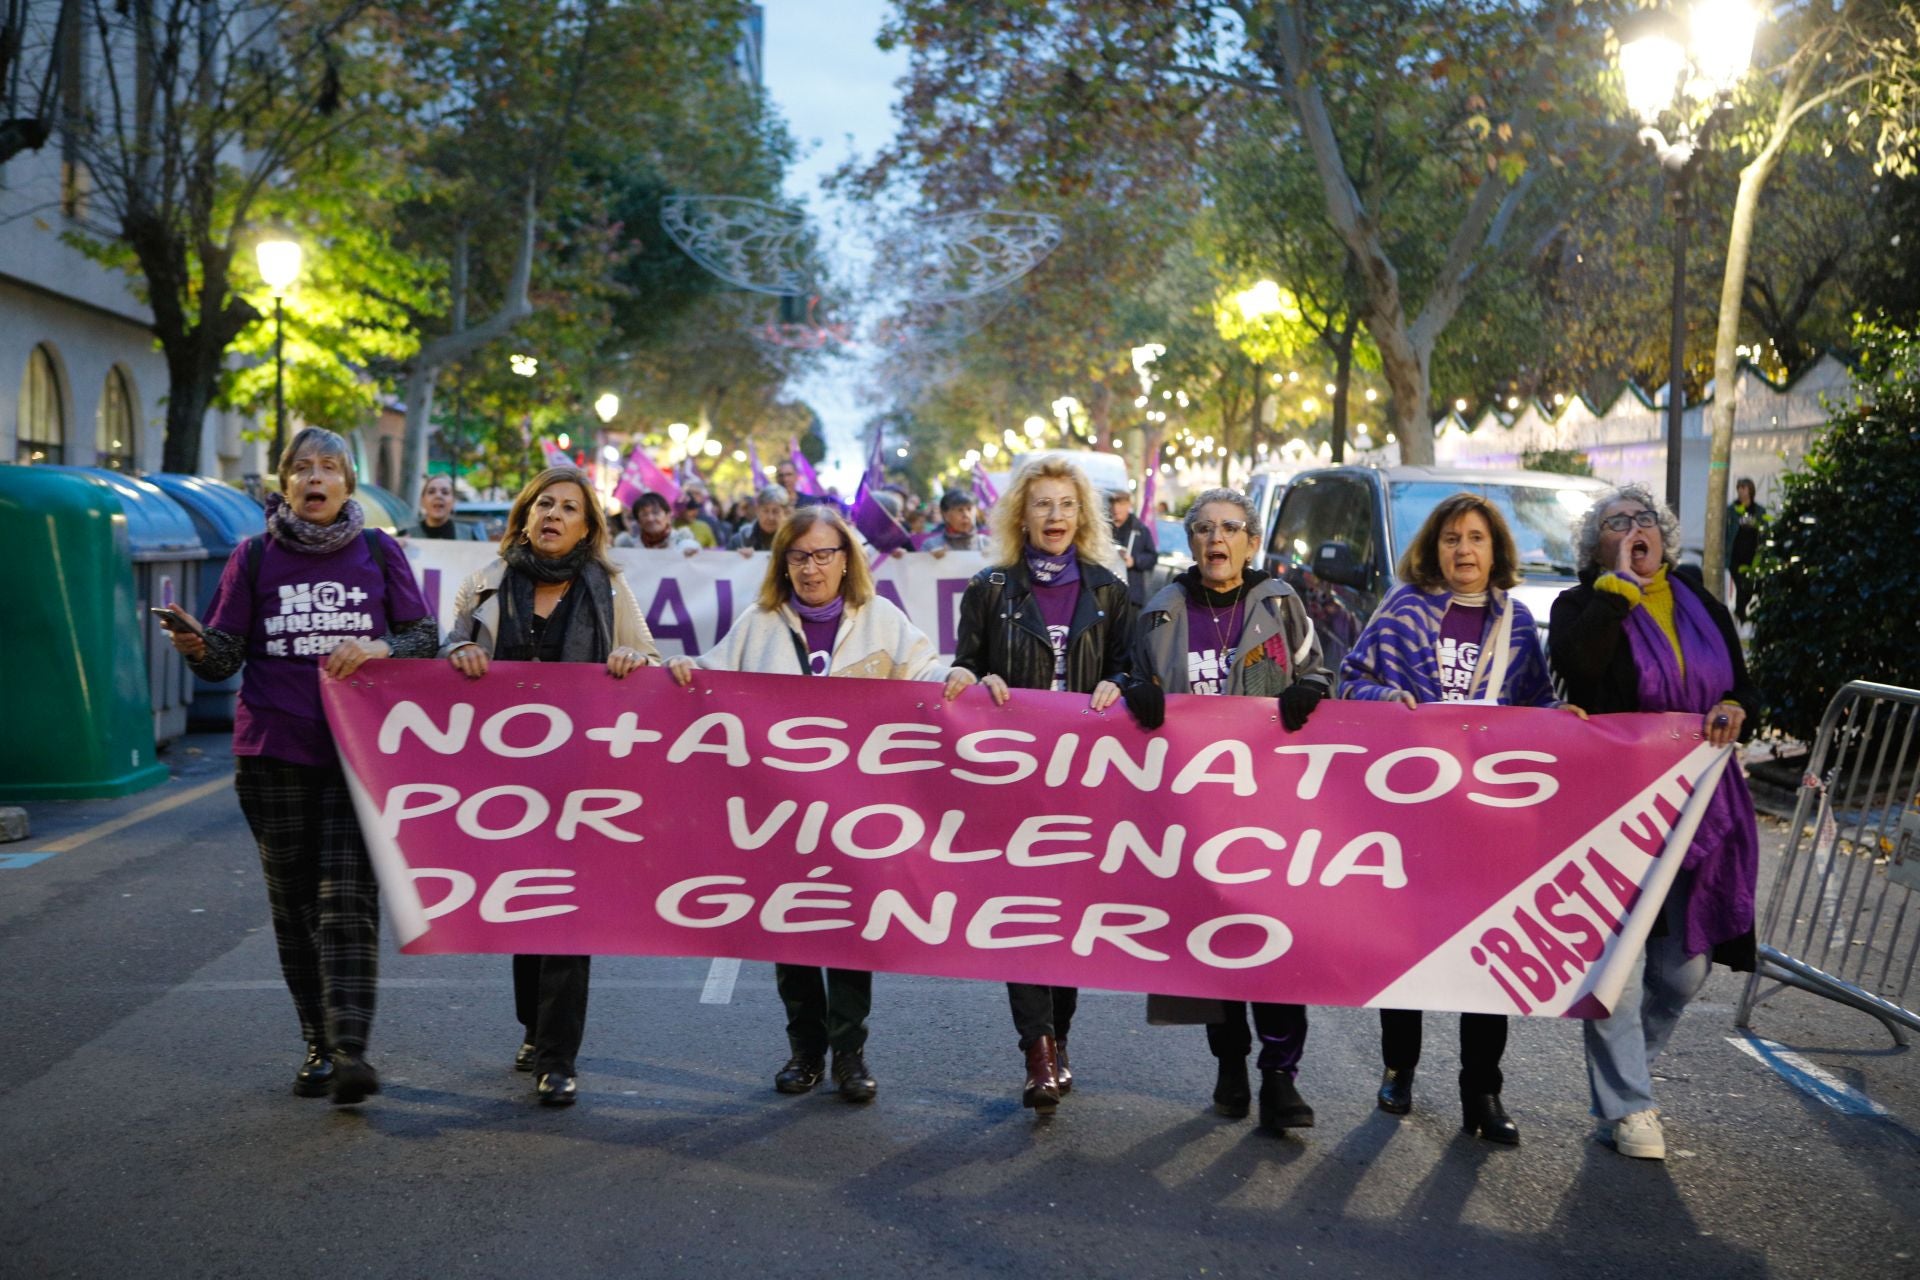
[1339,492,1586,1145]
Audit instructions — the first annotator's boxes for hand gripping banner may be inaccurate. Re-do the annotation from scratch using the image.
[323,663,1732,1018]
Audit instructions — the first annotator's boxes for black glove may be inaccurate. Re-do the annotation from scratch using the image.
[1121,678,1166,731]
[1279,683,1323,732]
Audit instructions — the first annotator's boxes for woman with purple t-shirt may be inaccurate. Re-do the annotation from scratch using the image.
[949,455,1133,1113]
[159,428,438,1106]
[669,506,971,1103]
[1339,492,1586,1146]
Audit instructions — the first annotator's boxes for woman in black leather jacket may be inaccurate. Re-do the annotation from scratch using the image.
[949,455,1134,1112]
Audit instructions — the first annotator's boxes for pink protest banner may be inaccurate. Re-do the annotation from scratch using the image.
[323,662,1731,1018]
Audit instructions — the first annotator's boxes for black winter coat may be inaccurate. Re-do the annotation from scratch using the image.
[1548,564,1760,728]
[953,556,1134,694]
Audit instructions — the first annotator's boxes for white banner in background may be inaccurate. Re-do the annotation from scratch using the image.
[398,541,992,658]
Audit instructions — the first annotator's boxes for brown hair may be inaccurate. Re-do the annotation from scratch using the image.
[1396,492,1521,592]
[759,506,874,612]
[499,467,617,572]
[986,454,1119,569]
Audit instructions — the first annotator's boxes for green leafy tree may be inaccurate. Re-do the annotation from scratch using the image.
[1750,319,1920,739]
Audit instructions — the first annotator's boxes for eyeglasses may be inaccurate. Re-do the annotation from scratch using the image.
[1189,519,1248,539]
[1028,498,1080,517]
[1600,511,1661,532]
[784,546,845,567]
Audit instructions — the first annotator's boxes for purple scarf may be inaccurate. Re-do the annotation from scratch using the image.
[1623,577,1758,956]
[265,491,366,555]
[1025,544,1081,586]
[791,595,845,625]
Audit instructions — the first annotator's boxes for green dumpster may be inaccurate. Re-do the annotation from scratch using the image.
[0,465,170,799]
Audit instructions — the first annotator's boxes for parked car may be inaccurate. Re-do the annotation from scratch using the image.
[1262,465,1610,675]
[1148,517,1194,593]
[1244,464,1306,573]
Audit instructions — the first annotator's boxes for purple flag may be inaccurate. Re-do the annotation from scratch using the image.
[851,430,911,554]
[623,444,681,507]
[749,442,767,490]
[971,461,1000,511]
[788,437,826,499]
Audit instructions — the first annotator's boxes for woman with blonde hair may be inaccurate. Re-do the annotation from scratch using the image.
[949,454,1135,1111]
[441,466,661,1107]
[669,505,973,1101]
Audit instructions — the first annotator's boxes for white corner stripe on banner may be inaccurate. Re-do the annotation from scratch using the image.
[1729,1034,1893,1118]
[700,958,741,1005]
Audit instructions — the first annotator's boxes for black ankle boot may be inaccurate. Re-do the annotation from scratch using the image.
[1259,1070,1315,1132]
[1213,1057,1251,1118]
[293,1043,333,1097]
[1461,1091,1519,1144]
[1377,1067,1414,1115]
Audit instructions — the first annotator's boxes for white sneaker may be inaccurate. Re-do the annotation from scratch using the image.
[1612,1108,1666,1159]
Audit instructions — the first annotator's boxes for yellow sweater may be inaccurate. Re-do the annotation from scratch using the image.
[1594,564,1683,674]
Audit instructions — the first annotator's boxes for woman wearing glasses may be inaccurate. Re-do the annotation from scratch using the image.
[1130,487,1330,1134]
[668,506,971,1102]
[1340,492,1583,1146]
[1550,484,1759,1162]
[949,455,1134,1111]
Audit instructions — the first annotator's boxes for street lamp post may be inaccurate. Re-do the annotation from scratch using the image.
[1616,2,1757,518]
[255,238,303,463]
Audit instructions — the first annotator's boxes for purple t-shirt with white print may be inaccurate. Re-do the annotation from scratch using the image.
[204,532,429,766]
[801,616,839,676]
[1031,581,1077,691]
[1435,603,1487,702]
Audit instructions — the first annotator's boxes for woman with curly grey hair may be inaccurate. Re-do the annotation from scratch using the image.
[1549,482,1761,1163]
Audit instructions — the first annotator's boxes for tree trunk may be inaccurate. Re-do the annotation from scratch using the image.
[400,187,539,500]
[1703,153,1780,598]
[1329,335,1353,464]
[1089,380,1113,449]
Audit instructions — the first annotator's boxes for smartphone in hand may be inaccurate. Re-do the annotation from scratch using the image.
[150,606,203,637]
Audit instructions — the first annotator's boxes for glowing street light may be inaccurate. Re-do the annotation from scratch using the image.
[594,392,620,423]
[1024,415,1048,440]
[255,237,302,460]
[509,353,539,377]
[1234,278,1284,321]
[667,421,690,443]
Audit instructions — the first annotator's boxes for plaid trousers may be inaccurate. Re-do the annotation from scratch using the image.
[234,756,380,1054]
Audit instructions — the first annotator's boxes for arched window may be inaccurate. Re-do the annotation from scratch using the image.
[96,365,136,472]
[15,344,65,465]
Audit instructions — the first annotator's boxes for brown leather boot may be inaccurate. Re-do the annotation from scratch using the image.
[1022,1036,1061,1110]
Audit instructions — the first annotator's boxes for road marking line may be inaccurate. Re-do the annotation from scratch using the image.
[17,774,232,859]
[1728,1034,1892,1118]
[700,957,741,1005]
[0,852,57,870]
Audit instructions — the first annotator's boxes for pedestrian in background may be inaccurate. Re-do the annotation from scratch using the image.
[1128,486,1329,1134]
[157,427,437,1105]
[949,455,1133,1112]
[669,506,972,1102]
[1551,483,1760,1161]
[1727,477,1767,623]
[1107,487,1159,609]
[917,489,985,554]
[728,483,792,553]
[1339,492,1584,1146]
[441,466,662,1107]
[406,473,483,540]
[615,491,698,552]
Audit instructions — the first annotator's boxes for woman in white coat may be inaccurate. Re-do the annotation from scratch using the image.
[668,505,974,1101]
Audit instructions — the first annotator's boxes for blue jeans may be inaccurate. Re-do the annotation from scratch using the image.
[1585,873,1713,1120]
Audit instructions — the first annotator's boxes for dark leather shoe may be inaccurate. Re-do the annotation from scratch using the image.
[832,1050,877,1103]
[1377,1067,1414,1115]
[1054,1037,1073,1094]
[1213,1056,1251,1118]
[329,1053,380,1106]
[536,1072,577,1107]
[1022,1037,1061,1110]
[774,1053,825,1094]
[514,1041,536,1073]
[1259,1070,1315,1131]
[1462,1091,1520,1145]
[293,1043,333,1097]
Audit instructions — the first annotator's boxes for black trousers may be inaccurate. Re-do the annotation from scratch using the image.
[1205,1001,1309,1076]
[775,965,871,1057]
[1379,1008,1508,1093]
[1731,564,1757,623]
[1007,983,1078,1049]
[513,954,591,1077]
[234,756,380,1055]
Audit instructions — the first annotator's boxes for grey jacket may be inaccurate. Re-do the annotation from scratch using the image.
[1133,571,1331,698]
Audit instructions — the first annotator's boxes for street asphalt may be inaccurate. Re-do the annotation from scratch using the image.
[2,732,1916,1279]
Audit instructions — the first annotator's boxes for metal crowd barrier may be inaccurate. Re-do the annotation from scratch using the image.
[1737,681,1920,1046]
